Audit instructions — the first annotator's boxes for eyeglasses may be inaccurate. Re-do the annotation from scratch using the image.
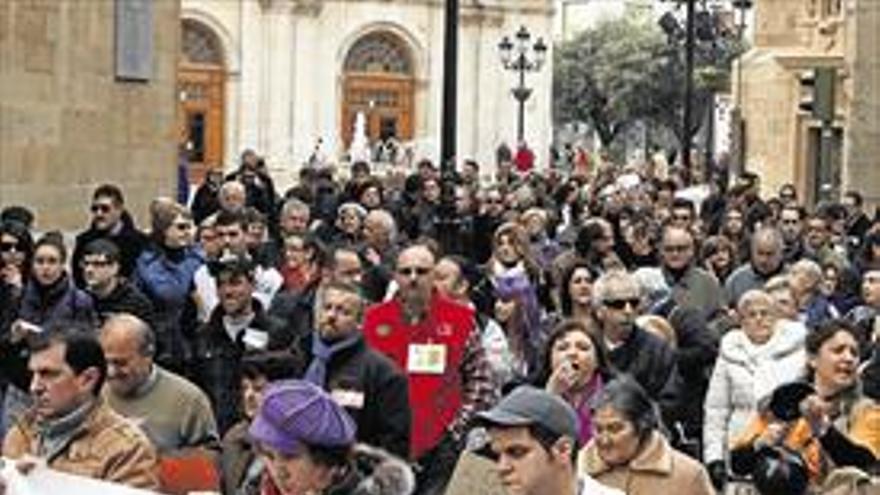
[34,256,60,265]
[81,258,113,268]
[0,242,20,253]
[90,203,112,214]
[397,266,432,277]
[663,244,692,253]
[603,297,640,310]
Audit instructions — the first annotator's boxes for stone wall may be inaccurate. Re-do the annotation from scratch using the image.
[0,0,180,230]
[843,0,880,203]
[738,0,880,204]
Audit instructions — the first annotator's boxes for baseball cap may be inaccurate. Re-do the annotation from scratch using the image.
[477,385,580,441]
[249,380,356,455]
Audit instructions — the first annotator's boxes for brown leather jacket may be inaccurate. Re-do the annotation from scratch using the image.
[2,399,159,490]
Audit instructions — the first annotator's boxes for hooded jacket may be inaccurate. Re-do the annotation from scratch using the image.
[702,319,807,463]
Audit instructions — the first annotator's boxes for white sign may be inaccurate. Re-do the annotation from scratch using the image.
[1,459,157,495]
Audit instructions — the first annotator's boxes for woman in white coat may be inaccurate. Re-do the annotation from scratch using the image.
[702,289,807,491]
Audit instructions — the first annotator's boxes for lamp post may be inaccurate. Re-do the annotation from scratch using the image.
[732,0,752,175]
[498,26,548,144]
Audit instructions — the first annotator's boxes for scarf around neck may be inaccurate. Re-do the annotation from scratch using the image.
[304,333,362,387]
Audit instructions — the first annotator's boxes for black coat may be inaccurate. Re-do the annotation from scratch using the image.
[92,279,156,329]
[606,324,682,423]
[192,300,301,434]
[72,212,148,289]
[309,334,411,459]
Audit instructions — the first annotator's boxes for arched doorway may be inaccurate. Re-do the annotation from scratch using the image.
[341,31,415,155]
[179,19,225,183]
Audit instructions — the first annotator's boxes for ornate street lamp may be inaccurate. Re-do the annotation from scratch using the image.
[498,26,547,144]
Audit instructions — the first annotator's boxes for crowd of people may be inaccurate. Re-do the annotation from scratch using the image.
[0,148,878,495]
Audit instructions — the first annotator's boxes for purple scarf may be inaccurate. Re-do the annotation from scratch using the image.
[573,373,604,446]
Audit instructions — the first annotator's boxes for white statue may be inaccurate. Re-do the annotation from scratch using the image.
[349,112,371,163]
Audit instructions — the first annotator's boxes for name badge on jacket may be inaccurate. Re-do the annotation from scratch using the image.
[407,343,447,374]
[331,389,365,409]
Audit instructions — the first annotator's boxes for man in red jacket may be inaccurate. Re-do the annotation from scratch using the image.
[362,244,496,494]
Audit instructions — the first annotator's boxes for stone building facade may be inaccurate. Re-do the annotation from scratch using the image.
[737,0,880,204]
[0,0,180,230]
[179,0,555,182]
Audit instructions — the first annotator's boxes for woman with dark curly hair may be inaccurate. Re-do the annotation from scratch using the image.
[533,319,611,446]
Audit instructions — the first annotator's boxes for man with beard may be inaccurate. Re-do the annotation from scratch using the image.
[724,227,786,306]
[71,184,148,289]
[362,244,496,494]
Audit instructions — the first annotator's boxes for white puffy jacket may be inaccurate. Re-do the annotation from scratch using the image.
[702,319,808,463]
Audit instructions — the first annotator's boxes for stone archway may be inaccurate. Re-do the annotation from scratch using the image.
[179,18,225,182]
[341,31,415,154]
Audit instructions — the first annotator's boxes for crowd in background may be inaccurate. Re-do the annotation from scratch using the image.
[0,148,878,495]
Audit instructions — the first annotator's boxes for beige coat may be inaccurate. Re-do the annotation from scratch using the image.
[3,400,159,490]
[578,431,715,495]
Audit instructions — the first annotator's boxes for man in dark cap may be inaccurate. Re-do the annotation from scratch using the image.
[477,385,621,495]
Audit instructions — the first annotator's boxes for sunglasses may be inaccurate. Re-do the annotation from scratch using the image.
[0,242,20,253]
[90,203,112,214]
[397,267,432,277]
[603,297,640,310]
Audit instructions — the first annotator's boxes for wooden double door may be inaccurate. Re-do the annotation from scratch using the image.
[341,74,414,151]
[178,65,225,183]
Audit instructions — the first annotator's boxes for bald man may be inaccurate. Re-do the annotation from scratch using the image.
[100,314,219,454]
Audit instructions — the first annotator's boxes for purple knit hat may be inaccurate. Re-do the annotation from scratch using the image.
[249,380,356,455]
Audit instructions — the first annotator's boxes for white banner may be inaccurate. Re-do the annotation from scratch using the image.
[1,459,157,495]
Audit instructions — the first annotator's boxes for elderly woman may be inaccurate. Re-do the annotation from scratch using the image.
[789,258,839,329]
[578,377,715,495]
[702,289,807,490]
[331,202,366,248]
[730,319,879,487]
[533,319,611,446]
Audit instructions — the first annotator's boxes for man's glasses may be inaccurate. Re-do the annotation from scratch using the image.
[663,244,692,253]
[397,267,431,277]
[0,242,20,253]
[81,259,113,268]
[602,297,640,310]
[90,203,112,214]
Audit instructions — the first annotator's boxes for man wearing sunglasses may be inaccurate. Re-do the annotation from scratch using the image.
[363,243,496,493]
[593,270,681,425]
[71,184,148,290]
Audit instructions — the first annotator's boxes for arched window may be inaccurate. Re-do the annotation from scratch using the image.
[181,19,224,66]
[344,32,412,75]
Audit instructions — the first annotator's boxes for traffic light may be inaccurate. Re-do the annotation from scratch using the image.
[798,67,836,121]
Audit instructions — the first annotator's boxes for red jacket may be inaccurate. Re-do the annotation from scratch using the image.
[363,295,475,459]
